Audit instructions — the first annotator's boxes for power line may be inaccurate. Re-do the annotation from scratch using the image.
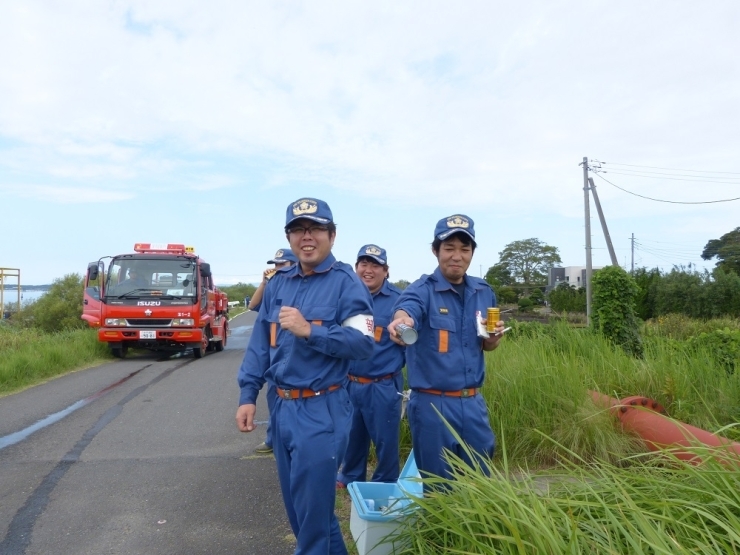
[595,161,740,175]
[592,172,740,204]
[599,169,740,185]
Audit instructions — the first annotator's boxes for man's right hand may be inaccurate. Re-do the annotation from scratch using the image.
[388,311,415,346]
[235,404,257,432]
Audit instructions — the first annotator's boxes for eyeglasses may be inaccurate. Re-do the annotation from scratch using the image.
[286,225,329,236]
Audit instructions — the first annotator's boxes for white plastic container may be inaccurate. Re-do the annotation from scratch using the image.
[347,451,422,555]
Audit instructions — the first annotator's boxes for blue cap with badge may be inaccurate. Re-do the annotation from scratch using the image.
[267,248,298,265]
[434,214,476,241]
[356,244,387,265]
[285,198,334,227]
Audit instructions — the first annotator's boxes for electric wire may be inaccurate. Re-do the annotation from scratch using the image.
[599,170,740,185]
[592,172,740,204]
[595,161,740,175]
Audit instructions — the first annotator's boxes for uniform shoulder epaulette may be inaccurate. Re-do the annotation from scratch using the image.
[333,261,356,277]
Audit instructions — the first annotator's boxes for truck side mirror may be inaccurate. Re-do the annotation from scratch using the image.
[88,262,99,281]
[200,262,211,278]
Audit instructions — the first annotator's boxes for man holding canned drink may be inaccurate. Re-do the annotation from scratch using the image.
[337,244,406,489]
[388,214,505,483]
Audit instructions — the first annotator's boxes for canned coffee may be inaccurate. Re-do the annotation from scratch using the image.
[396,324,418,345]
[487,308,500,333]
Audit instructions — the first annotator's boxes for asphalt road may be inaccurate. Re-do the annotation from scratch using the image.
[0,311,296,555]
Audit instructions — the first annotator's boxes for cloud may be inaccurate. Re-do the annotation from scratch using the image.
[0,184,134,203]
[1,1,738,281]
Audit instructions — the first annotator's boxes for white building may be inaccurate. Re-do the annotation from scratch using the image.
[547,266,604,291]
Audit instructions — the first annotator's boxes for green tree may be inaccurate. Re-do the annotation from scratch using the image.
[547,282,586,313]
[591,266,643,357]
[632,267,661,320]
[484,263,513,287]
[496,286,518,304]
[702,227,740,274]
[13,274,88,333]
[654,267,706,318]
[497,238,561,291]
[392,279,411,290]
[220,282,257,304]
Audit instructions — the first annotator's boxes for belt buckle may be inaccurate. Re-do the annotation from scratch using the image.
[461,388,471,398]
[282,389,293,399]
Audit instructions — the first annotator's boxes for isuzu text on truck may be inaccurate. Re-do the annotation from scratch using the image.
[82,243,229,359]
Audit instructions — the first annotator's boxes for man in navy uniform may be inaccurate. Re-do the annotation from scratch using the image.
[337,245,405,489]
[248,247,299,455]
[388,214,505,483]
[236,198,374,555]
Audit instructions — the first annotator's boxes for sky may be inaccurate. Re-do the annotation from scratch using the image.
[1,0,739,286]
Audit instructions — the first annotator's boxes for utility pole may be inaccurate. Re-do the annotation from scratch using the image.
[583,157,592,326]
[631,233,635,274]
[588,178,618,266]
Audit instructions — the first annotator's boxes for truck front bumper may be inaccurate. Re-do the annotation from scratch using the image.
[98,328,203,344]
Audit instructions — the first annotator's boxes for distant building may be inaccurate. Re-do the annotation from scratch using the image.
[547,266,604,292]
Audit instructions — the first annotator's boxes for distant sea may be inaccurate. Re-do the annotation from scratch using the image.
[1,289,48,304]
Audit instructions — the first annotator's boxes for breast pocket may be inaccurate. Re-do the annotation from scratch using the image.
[429,315,456,353]
[301,306,337,327]
[267,307,281,348]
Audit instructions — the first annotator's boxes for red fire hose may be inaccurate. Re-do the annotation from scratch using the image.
[590,390,740,465]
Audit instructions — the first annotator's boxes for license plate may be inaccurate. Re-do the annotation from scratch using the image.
[140,330,156,339]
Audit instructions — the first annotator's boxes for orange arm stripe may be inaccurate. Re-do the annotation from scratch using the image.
[439,330,448,353]
[270,322,277,348]
[312,320,322,326]
[374,326,383,342]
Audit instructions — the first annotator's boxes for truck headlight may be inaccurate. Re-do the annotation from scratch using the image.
[105,318,127,326]
[172,318,194,326]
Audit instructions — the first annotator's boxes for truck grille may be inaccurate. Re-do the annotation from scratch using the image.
[126,319,173,327]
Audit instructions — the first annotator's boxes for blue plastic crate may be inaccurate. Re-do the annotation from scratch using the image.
[347,450,421,554]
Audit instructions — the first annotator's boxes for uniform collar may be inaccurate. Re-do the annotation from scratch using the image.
[372,279,392,297]
[431,266,486,292]
[288,252,337,277]
[432,266,461,292]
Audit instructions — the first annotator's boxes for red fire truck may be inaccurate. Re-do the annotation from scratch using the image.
[82,243,229,359]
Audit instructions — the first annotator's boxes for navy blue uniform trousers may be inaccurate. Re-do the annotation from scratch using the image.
[272,388,352,555]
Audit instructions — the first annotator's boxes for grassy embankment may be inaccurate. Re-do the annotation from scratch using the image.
[337,315,740,554]
[0,308,249,397]
[0,326,111,396]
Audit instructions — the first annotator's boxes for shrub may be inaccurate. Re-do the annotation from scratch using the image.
[517,297,534,312]
[592,266,643,357]
[686,328,740,374]
[10,274,88,333]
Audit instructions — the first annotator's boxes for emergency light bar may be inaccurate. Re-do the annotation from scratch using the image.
[134,243,196,255]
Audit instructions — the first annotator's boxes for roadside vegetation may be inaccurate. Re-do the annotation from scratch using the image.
[5,263,740,552]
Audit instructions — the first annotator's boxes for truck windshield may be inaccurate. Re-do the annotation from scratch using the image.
[104,258,198,299]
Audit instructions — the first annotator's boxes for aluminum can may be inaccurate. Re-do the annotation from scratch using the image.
[265,268,278,281]
[487,307,500,333]
[396,324,418,345]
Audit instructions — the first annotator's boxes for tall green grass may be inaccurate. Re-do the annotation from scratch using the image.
[480,319,740,467]
[392,443,740,554]
[0,327,110,395]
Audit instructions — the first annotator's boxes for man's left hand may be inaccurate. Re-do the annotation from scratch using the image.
[279,306,312,338]
[482,320,505,351]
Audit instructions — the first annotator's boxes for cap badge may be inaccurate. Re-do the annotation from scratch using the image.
[447,215,470,229]
[292,199,318,216]
[365,246,382,256]
[275,249,284,258]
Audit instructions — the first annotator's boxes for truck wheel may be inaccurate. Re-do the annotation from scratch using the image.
[193,333,208,359]
[111,344,128,359]
[215,325,227,352]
